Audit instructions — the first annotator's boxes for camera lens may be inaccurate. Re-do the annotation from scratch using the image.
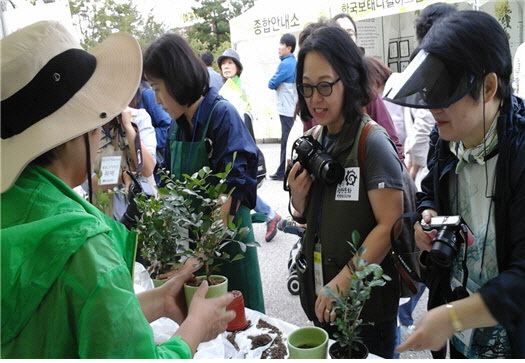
[320,161,344,185]
[429,227,461,267]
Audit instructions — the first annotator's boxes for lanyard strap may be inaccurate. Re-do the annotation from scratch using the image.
[130,122,143,176]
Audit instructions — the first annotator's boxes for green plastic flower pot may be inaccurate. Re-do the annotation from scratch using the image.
[287,326,328,359]
[184,275,228,308]
[152,278,167,288]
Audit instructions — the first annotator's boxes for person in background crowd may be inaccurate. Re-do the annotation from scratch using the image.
[288,23,403,358]
[143,33,265,313]
[268,33,298,181]
[135,78,172,185]
[201,51,223,92]
[513,42,525,98]
[217,48,282,242]
[330,13,405,162]
[90,94,157,223]
[1,20,235,359]
[385,11,525,358]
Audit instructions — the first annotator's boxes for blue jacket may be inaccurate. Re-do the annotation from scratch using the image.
[165,87,258,211]
[418,95,525,358]
[268,54,297,117]
[138,88,172,150]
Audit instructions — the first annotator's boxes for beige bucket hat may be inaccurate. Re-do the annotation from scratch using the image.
[1,20,143,193]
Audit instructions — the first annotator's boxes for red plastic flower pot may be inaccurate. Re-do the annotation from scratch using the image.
[226,290,249,331]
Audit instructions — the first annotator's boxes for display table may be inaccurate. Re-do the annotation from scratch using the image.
[133,263,381,359]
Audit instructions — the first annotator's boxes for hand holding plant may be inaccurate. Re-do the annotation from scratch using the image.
[323,230,391,358]
[135,162,255,283]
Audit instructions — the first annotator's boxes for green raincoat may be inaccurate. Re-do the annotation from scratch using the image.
[1,165,191,358]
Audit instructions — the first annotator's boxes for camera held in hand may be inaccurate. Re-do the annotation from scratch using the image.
[286,135,344,187]
[120,171,155,230]
[421,215,474,268]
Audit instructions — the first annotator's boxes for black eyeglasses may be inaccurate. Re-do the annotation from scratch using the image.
[297,78,341,98]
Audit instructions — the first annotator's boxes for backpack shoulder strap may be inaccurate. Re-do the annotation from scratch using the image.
[358,120,378,169]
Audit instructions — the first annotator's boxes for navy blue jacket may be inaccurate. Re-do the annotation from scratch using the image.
[418,95,525,358]
[165,88,258,211]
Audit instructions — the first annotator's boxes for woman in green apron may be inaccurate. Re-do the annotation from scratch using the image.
[143,33,265,313]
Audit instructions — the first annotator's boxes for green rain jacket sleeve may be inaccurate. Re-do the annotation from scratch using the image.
[1,166,191,359]
[74,233,191,359]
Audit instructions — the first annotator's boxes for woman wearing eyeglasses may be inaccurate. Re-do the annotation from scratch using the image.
[287,24,403,358]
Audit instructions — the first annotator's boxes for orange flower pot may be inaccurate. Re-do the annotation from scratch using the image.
[226,290,249,331]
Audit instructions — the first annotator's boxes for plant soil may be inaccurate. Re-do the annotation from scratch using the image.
[227,319,288,358]
[248,333,272,349]
[255,319,287,359]
[261,336,287,359]
[226,320,252,351]
[226,331,240,351]
[185,276,225,287]
[329,341,368,359]
[298,344,316,349]
[256,319,280,334]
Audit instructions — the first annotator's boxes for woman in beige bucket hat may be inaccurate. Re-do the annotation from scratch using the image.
[1,21,234,358]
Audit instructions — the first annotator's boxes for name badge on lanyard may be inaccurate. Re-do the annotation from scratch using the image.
[99,156,122,185]
[313,240,324,295]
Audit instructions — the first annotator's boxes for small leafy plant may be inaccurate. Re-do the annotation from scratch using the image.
[135,162,253,283]
[323,230,391,358]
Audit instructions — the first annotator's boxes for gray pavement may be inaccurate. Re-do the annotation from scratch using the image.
[253,141,433,359]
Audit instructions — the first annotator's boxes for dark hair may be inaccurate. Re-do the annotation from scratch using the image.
[331,13,358,38]
[201,51,214,66]
[421,10,512,101]
[31,147,60,167]
[296,25,371,125]
[415,2,457,42]
[143,33,209,107]
[280,33,296,53]
[299,20,329,47]
[366,56,392,92]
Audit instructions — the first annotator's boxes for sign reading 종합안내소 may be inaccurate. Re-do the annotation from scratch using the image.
[253,13,302,35]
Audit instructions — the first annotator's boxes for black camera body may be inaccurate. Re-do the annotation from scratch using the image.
[120,172,155,230]
[421,215,473,268]
[288,135,344,186]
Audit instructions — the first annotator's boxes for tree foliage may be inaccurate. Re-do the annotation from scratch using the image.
[494,0,512,39]
[188,0,254,51]
[69,0,167,50]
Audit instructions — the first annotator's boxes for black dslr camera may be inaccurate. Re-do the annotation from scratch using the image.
[120,171,155,230]
[286,135,344,186]
[421,215,474,268]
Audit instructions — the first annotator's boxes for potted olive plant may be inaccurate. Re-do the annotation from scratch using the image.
[135,163,252,298]
[323,231,391,359]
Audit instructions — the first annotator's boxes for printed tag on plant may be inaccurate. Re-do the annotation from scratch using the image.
[335,167,359,201]
[99,156,121,185]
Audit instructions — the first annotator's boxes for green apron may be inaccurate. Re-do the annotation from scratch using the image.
[168,100,265,313]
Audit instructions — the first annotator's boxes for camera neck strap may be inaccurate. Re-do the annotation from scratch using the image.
[389,212,424,293]
[121,121,143,177]
[131,122,144,176]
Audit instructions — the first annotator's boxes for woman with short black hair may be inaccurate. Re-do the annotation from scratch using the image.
[143,33,265,313]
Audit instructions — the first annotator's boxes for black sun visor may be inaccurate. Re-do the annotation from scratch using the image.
[383,50,476,109]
